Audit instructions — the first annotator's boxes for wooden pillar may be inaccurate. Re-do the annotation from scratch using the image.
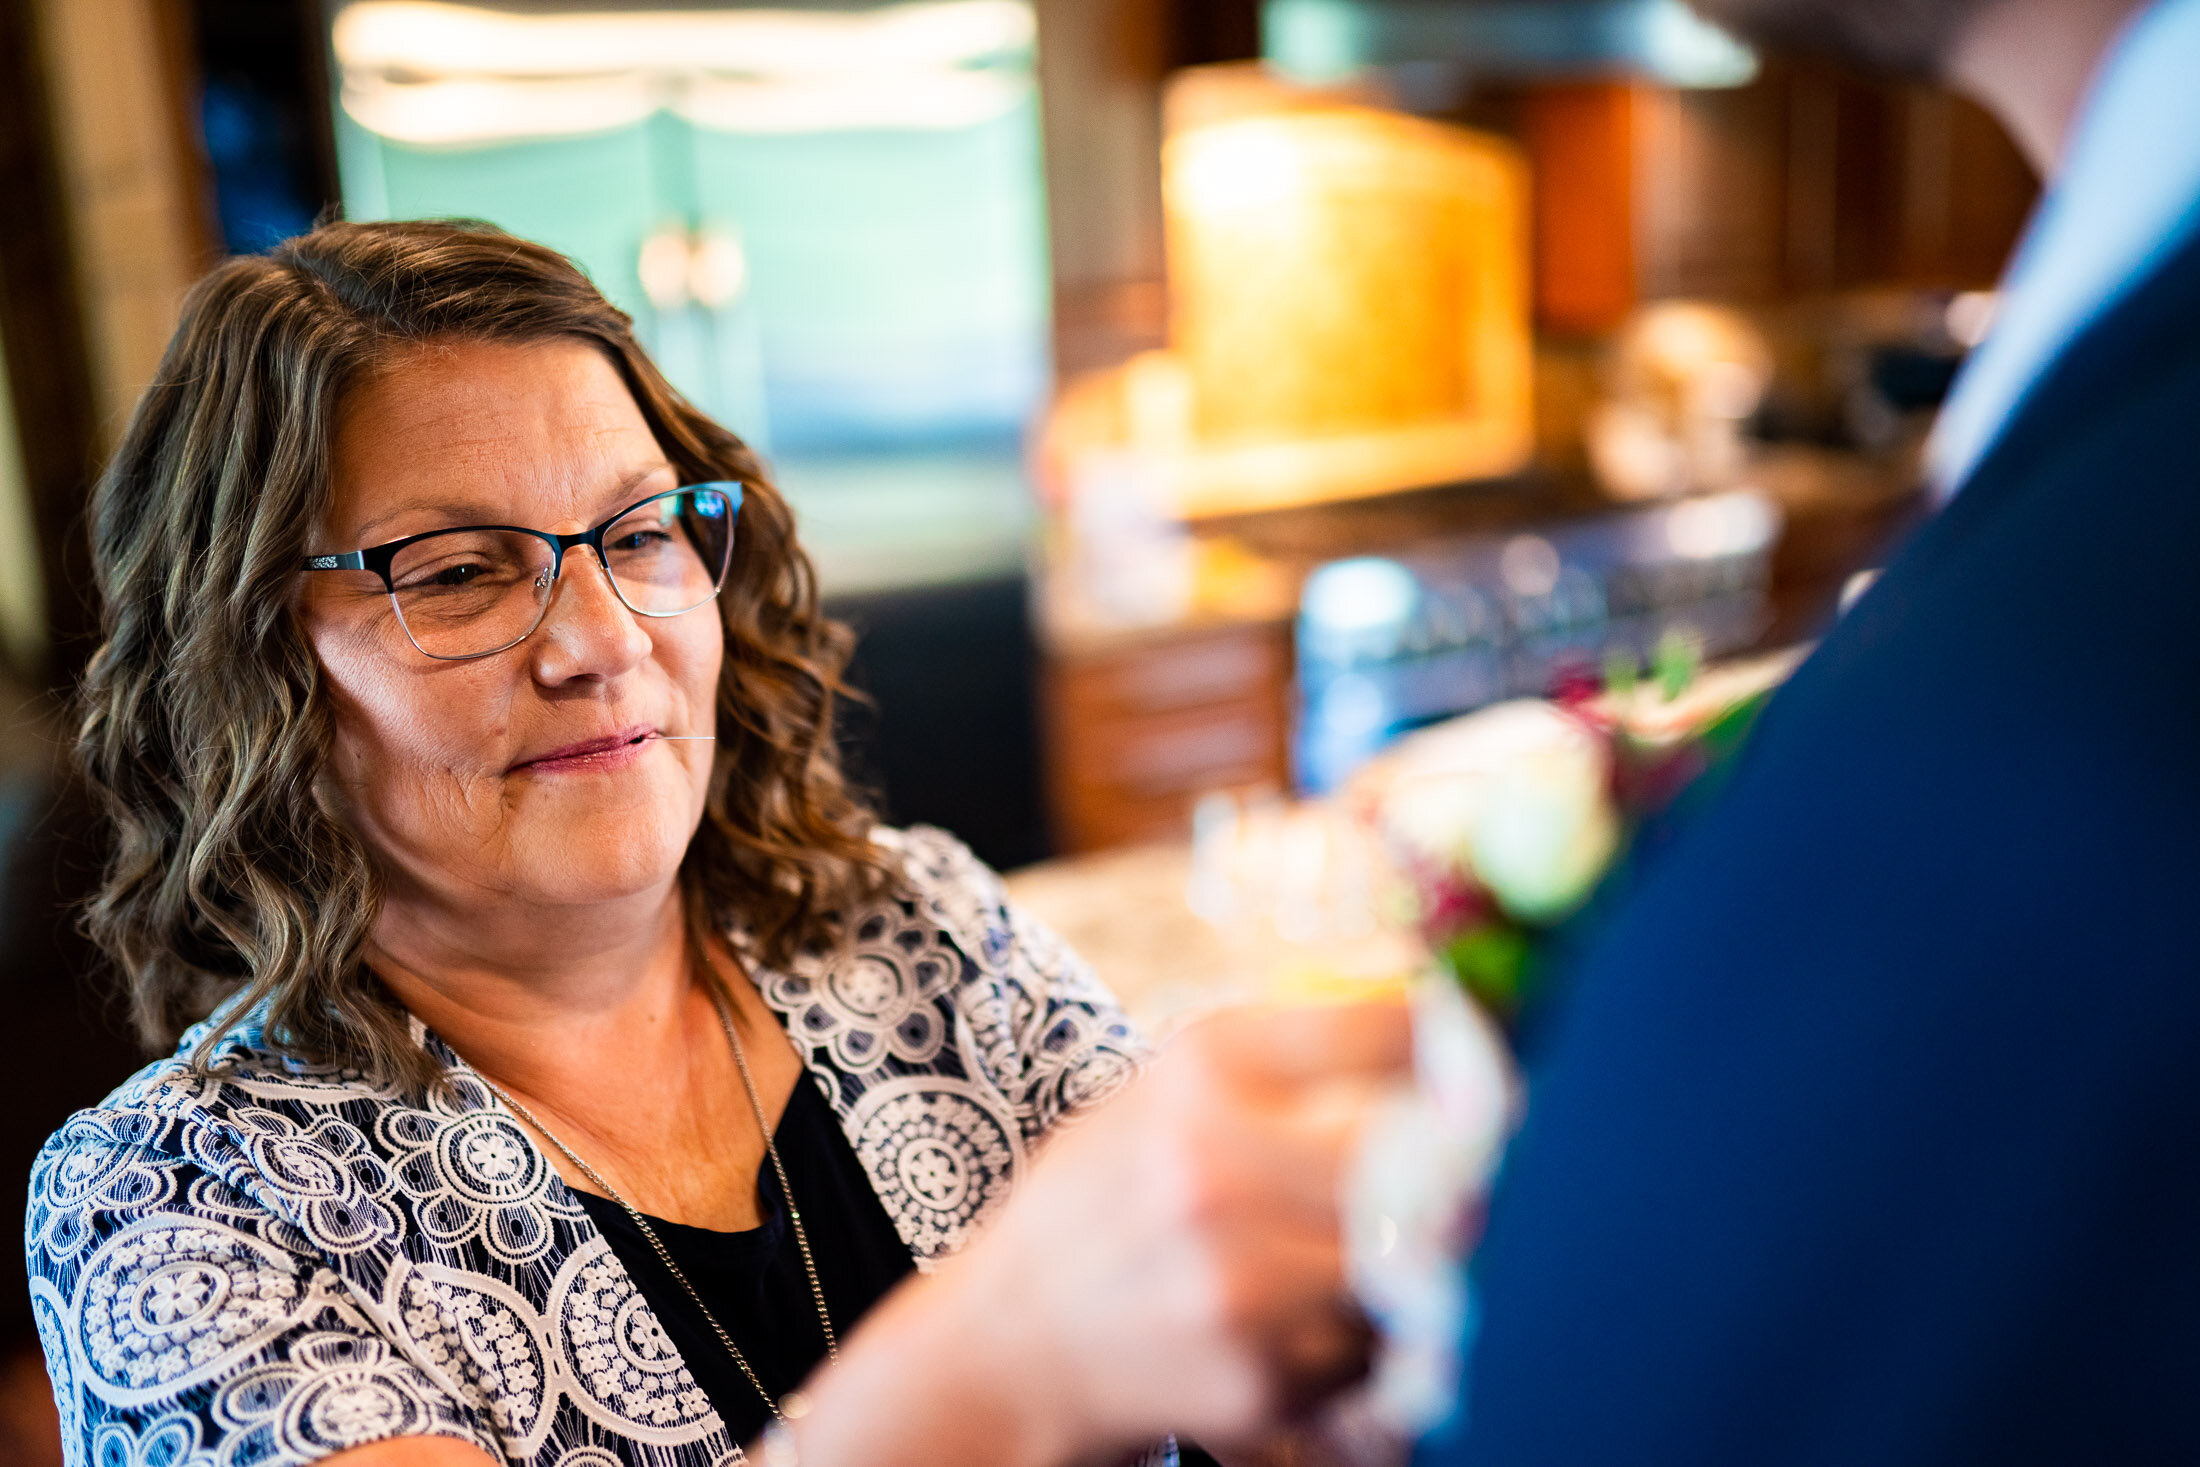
[0,0,101,680]
[32,0,218,441]
[1035,0,1173,376]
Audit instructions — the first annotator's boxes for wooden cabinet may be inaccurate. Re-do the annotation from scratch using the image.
[1042,619,1292,852]
[1515,66,2038,334]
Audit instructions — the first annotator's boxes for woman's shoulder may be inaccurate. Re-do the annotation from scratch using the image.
[72,1001,404,1132]
[25,1018,507,1467]
[867,825,1146,1119]
[872,823,1016,952]
[26,998,576,1320]
[27,1001,418,1244]
[867,824,1127,1017]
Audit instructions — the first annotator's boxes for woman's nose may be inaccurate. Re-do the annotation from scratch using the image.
[529,549,652,683]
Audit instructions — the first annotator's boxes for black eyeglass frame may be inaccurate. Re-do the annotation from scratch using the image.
[300,481,745,661]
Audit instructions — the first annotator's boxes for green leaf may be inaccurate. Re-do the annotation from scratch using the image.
[1653,630,1703,702]
[1441,924,1533,1015]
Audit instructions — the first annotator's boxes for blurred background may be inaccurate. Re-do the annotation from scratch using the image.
[0,0,2035,1456]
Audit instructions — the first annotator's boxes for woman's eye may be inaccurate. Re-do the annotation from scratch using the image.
[609,528,674,554]
[398,560,495,592]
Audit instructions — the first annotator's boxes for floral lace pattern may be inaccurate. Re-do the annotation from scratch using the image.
[25,828,1149,1466]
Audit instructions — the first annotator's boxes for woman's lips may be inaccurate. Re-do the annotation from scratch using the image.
[509,727,657,775]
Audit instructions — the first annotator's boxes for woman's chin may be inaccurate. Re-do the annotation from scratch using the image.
[489,794,701,909]
[503,835,690,909]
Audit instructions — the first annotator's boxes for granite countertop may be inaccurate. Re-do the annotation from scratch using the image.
[1003,835,1421,1039]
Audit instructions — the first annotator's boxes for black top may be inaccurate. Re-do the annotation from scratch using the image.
[578,1077,915,1446]
[581,1079,1222,1466]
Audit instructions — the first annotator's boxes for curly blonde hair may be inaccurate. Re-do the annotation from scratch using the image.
[76,219,885,1092]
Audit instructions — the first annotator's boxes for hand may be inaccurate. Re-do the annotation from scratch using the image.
[983,1001,1412,1449]
[1197,1396,1413,1467]
[788,1000,1414,1467]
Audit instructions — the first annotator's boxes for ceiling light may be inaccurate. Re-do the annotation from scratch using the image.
[333,0,1035,82]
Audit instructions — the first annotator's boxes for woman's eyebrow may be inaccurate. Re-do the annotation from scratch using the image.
[352,499,509,544]
[348,465,677,543]
[601,462,678,508]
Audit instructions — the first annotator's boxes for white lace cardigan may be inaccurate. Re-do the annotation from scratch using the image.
[23,828,1156,1467]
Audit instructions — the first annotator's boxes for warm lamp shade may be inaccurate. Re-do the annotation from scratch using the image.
[1164,107,1533,450]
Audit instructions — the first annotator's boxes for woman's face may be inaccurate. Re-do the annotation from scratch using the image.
[299,338,723,925]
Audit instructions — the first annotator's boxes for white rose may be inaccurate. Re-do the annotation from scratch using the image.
[1370,702,1619,923]
[1468,739,1620,924]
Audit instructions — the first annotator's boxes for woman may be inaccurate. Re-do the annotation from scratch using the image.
[24,220,1403,1467]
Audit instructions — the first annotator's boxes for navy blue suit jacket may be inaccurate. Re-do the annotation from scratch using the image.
[1428,228,2200,1464]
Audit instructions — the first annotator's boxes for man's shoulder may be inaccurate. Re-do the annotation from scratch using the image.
[1463,277,2200,1457]
[1958,215,2200,522]
[1559,229,2200,1002]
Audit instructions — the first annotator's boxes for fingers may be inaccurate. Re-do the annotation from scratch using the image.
[1153,1234,1374,1442]
[1177,1086,1376,1230]
[956,999,1411,1455]
[1265,1300,1378,1415]
[1142,1000,1414,1231]
[1212,1248,1378,1433]
[1175,1000,1414,1088]
[1210,1224,1352,1323]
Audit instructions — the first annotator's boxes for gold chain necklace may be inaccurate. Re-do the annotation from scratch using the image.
[476,977,838,1427]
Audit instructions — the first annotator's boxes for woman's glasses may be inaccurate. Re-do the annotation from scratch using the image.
[302,483,743,661]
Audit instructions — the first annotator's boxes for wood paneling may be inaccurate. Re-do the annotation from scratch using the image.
[1634,78,1792,303]
[1035,0,1170,321]
[1895,86,2039,287]
[1043,620,1292,852]
[1171,0,1261,69]
[1041,0,1270,379]
[1522,82,1638,334]
[1518,66,2038,328]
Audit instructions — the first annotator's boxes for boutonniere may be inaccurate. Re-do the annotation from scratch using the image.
[1350,640,1800,1026]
